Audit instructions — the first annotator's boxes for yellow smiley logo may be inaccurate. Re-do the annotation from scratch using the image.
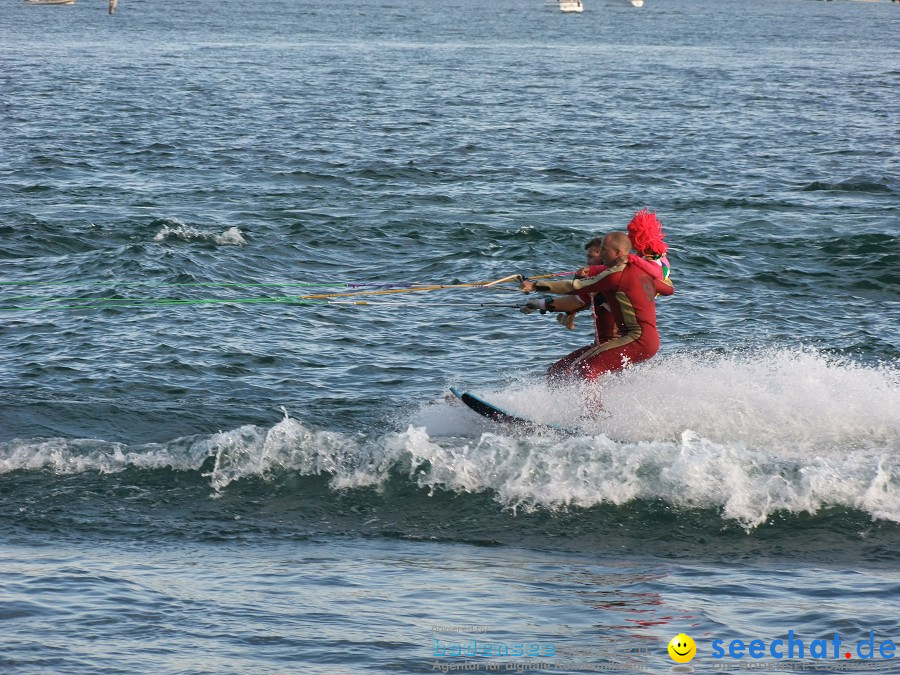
[668,633,696,663]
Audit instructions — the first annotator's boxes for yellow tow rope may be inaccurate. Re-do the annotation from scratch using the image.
[297,273,554,300]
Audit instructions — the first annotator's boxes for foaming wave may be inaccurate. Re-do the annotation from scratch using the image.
[199,409,403,493]
[423,348,898,453]
[598,348,898,451]
[0,435,211,475]
[152,218,246,246]
[410,429,900,529]
[412,347,900,527]
[196,398,900,529]
[1,350,897,529]
[4,418,896,530]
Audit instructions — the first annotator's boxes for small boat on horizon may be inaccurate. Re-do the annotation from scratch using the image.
[25,0,77,4]
[558,0,584,13]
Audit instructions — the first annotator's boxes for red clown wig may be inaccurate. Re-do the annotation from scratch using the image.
[627,208,668,257]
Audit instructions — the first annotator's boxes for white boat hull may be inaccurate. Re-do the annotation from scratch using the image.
[559,0,584,12]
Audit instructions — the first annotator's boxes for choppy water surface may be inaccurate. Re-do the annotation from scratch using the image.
[1,0,898,671]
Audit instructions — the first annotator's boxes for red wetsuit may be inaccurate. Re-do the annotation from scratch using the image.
[587,292,619,342]
[573,254,663,344]
[538,260,674,382]
[571,272,619,343]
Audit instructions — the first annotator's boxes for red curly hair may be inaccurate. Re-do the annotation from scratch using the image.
[627,208,668,257]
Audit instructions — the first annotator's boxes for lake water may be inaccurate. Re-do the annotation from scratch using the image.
[1,0,898,671]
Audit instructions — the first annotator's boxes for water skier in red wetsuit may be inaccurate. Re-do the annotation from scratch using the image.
[521,231,674,383]
[554,209,672,336]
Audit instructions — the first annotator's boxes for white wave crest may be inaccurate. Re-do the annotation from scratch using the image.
[0,435,212,475]
[153,218,246,246]
[2,420,897,530]
[1,349,897,529]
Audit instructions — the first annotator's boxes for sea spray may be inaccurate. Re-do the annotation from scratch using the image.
[152,218,246,246]
[1,349,897,529]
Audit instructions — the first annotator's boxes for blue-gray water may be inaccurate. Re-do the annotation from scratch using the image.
[2,0,899,671]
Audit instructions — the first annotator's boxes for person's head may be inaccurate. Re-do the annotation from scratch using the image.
[600,231,631,266]
[584,236,605,266]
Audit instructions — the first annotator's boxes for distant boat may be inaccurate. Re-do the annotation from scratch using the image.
[25,0,76,4]
[558,0,584,12]
[631,0,644,6]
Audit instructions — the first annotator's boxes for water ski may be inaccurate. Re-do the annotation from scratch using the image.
[449,387,578,435]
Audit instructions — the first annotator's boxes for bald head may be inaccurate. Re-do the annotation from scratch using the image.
[600,231,632,266]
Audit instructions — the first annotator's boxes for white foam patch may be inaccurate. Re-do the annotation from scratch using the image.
[418,348,899,453]
[408,347,900,527]
[0,436,211,475]
[199,410,383,493]
[153,218,246,246]
[597,349,898,452]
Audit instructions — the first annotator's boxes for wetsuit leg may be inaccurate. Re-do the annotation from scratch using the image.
[572,340,657,381]
[547,344,594,384]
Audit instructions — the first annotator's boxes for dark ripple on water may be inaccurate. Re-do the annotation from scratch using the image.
[2,463,899,566]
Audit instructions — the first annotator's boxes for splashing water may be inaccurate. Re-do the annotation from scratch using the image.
[1,349,897,530]
[152,219,246,246]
